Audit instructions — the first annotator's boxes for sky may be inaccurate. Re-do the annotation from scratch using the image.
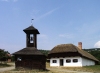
[0,0,100,54]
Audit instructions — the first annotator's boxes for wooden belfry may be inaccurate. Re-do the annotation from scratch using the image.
[13,21,46,69]
[24,25,39,48]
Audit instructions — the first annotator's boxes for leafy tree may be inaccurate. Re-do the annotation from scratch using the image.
[83,49,100,61]
[0,49,10,63]
[39,49,50,56]
[88,50,100,61]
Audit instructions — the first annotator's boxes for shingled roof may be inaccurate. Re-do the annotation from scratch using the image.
[23,25,40,34]
[48,44,99,62]
[13,47,44,55]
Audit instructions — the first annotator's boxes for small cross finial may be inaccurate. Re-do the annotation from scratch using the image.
[31,19,34,26]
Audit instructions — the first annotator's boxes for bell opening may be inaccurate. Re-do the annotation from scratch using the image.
[30,34,33,43]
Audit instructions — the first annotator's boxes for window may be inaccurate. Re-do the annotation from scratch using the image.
[17,57,22,61]
[73,59,78,63]
[52,60,57,63]
[66,59,71,63]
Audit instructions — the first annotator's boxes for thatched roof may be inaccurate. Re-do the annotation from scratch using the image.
[13,47,44,55]
[23,25,40,34]
[48,44,99,62]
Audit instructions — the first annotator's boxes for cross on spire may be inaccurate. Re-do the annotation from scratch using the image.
[31,19,34,26]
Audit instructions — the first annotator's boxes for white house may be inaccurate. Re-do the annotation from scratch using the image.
[48,42,99,67]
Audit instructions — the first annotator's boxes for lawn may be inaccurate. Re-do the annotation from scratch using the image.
[61,65,100,72]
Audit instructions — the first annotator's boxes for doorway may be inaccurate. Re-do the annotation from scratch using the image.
[60,59,63,66]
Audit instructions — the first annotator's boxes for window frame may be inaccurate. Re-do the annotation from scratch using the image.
[66,59,71,63]
[73,59,78,63]
[52,60,57,63]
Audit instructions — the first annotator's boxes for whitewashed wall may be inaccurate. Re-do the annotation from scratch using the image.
[50,57,82,67]
[50,57,95,67]
[50,58,59,66]
[64,57,82,67]
[82,58,95,66]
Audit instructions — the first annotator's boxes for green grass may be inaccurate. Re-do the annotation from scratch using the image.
[62,65,100,72]
[83,65,100,72]
[0,63,11,68]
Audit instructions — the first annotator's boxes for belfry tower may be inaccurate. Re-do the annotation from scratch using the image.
[23,25,40,48]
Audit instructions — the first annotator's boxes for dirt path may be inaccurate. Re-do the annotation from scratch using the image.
[47,67,93,73]
[0,63,15,72]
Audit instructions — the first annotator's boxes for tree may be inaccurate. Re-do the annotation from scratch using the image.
[39,49,50,56]
[88,50,100,61]
[83,49,100,62]
[0,49,10,63]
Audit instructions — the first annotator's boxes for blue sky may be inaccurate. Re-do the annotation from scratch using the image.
[0,0,100,53]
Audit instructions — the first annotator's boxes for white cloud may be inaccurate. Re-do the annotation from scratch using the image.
[59,33,74,39]
[94,41,100,48]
